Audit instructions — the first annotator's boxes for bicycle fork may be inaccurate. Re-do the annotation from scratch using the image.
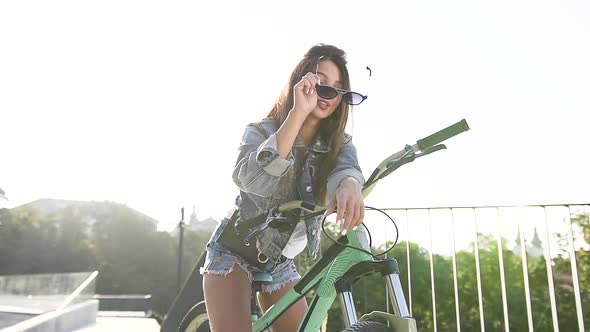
[336,259,415,330]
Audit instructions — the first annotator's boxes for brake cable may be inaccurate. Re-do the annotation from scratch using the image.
[319,205,399,260]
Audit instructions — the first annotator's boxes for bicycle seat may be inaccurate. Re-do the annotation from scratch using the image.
[252,273,273,282]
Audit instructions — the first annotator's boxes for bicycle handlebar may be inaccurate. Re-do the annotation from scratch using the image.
[361,119,469,198]
[242,119,470,235]
[416,119,470,151]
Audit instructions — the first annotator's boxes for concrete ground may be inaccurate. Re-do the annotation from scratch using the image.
[73,315,160,332]
[0,295,61,329]
[0,295,160,332]
[0,311,160,332]
[0,312,36,329]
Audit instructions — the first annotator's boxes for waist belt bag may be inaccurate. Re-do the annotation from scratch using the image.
[217,212,270,270]
[217,210,299,270]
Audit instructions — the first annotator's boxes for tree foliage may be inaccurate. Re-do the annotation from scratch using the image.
[0,202,211,315]
[1,204,588,330]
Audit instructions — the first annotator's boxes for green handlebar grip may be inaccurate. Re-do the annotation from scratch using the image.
[416,119,469,151]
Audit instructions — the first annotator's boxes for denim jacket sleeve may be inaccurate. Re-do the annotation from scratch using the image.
[326,135,365,199]
[232,123,294,198]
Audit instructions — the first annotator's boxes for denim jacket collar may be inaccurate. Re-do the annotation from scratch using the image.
[294,134,330,154]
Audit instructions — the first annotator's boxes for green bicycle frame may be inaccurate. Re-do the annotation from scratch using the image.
[252,229,376,331]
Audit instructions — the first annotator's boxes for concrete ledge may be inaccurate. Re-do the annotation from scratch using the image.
[3,300,98,332]
[93,294,151,314]
[73,316,160,332]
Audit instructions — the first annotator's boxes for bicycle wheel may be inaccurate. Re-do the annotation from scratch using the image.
[177,301,211,332]
[343,320,393,332]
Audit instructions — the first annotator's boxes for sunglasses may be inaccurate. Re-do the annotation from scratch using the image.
[314,56,371,106]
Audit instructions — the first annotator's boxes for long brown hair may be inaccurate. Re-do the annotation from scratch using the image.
[267,44,351,204]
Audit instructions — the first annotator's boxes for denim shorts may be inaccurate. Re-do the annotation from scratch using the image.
[200,240,301,293]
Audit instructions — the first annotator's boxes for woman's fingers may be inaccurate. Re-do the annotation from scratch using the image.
[335,199,346,232]
[342,200,356,235]
[324,199,335,219]
[334,200,365,235]
[298,72,319,94]
[358,201,365,228]
[293,72,320,114]
[331,178,365,234]
[343,200,366,234]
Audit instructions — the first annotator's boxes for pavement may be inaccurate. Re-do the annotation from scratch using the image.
[0,311,160,332]
[0,312,35,329]
[0,295,160,332]
[72,315,161,332]
[0,295,60,329]
[0,295,65,314]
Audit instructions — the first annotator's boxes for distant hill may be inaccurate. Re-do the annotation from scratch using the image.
[11,198,159,230]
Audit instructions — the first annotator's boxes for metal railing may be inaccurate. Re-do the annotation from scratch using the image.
[0,271,99,332]
[0,271,98,314]
[373,203,590,332]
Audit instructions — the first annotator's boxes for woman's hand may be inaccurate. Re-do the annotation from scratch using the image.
[325,177,365,235]
[292,72,320,116]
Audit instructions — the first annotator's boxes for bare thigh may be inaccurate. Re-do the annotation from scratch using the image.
[203,267,252,332]
[258,280,308,332]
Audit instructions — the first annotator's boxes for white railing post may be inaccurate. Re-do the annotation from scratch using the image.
[542,206,559,332]
[450,208,461,332]
[428,210,437,332]
[518,208,534,332]
[495,208,510,332]
[405,209,413,317]
[472,208,485,332]
[565,206,585,332]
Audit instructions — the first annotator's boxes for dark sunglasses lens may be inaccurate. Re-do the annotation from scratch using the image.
[344,92,366,105]
[316,85,338,99]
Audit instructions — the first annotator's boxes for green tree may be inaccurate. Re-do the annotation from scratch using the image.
[43,206,96,273]
[87,202,213,314]
[0,206,95,274]
[90,203,177,312]
[549,212,590,331]
[0,207,48,274]
[178,228,211,287]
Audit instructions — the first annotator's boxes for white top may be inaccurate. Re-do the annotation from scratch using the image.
[281,222,308,259]
[281,222,373,259]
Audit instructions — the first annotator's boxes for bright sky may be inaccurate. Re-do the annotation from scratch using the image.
[1,1,589,234]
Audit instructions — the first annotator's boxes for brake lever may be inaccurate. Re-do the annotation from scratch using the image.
[415,144,446,158]
[370,144,446,185]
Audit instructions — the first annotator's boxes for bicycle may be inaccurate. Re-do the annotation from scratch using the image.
[178,119,470,331]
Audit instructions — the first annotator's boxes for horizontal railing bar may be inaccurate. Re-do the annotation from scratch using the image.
[57,271,98,312]
[382,203,590,210]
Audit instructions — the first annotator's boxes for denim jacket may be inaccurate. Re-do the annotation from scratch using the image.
[228,118,364,262]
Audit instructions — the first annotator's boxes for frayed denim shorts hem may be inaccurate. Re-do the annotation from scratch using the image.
[200,241,301,293]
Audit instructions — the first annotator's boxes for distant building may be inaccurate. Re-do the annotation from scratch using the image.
[529,228,544,257]
[0,187,6,209]
[512,227,544,258]
[185,205,218,233]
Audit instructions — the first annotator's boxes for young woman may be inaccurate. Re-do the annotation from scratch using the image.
[201,44,367,331]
